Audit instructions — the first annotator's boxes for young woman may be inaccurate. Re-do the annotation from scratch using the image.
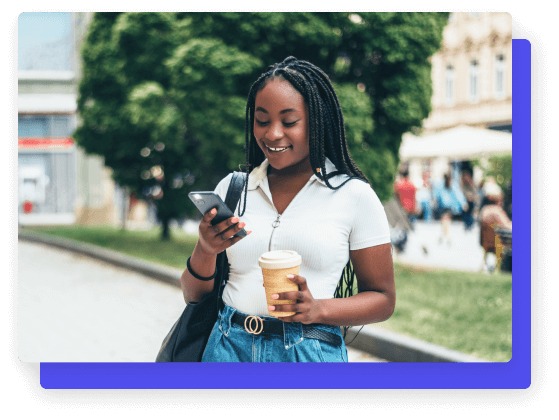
[181,57,395,362]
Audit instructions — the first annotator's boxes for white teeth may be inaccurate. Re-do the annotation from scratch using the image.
[267,145,290,152]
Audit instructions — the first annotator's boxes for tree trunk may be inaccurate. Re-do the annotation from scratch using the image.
[160,218,171,241]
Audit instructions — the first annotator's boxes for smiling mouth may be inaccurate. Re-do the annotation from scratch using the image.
[265,144,292,153]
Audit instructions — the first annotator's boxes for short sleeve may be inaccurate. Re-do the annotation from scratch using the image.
[349,184,392,250]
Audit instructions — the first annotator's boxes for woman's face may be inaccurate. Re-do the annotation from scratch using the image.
[253,78,310,171]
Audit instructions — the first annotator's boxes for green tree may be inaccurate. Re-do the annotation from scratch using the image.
[474,154,512,192]
[321,12,449,196]
[75,13,262,240]
[74,12,447,240]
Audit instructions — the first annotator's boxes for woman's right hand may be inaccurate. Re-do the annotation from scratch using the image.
[197,208,251,256]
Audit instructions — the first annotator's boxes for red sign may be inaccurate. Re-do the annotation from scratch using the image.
[23,201,33,213]
[18,137,75,150]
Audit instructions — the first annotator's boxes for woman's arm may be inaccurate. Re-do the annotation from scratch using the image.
[269,243,395,326]
[321,243,395,325]
[180,243,218,304]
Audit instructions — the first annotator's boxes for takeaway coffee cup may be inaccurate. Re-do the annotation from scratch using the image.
[259,250,302,317]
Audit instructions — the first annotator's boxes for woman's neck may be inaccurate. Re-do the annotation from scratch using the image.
[267,156,314,182]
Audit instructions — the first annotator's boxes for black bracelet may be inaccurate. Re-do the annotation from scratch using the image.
[186,256,217,281]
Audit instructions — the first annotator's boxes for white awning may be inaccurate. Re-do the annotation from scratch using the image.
[400,125,512,160]
[18,94,77,113]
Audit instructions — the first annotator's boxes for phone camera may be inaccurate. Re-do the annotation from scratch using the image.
[196,200,205,205]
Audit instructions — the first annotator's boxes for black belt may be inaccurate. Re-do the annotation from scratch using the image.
[231,312,342,347]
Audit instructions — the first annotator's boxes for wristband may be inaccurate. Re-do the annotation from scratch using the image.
[186,256,217,281]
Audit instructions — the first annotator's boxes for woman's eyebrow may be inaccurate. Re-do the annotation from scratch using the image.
[255,107,298,114]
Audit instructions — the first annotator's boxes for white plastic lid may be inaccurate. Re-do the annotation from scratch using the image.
[258,250,302,269]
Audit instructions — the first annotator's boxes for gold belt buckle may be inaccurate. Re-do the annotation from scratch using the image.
[244,315,264,335]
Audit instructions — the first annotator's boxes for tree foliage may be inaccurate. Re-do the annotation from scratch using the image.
[74,12,447,240]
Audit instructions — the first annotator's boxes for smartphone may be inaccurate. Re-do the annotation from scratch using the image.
[188,191,247,238]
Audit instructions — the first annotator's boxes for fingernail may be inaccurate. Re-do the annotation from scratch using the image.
[211,209,216,214]
[268,306,275,311]
[271,294,279,299]
[232,217,239,223]
[247,231,252,235]
[286,274,295,279]
[238,222,245,228]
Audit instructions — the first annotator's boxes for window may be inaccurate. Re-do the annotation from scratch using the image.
[18,115,75,138]
[445,65,455,105]
[18,12,73,71]
[494,54,506,98]
[469,60,480,102]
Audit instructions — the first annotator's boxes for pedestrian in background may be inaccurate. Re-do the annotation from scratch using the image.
[460,170,479,231]
[479,176,499,213]
[434,173,467,246]
[416,175,433,223]
[394,168,418,225]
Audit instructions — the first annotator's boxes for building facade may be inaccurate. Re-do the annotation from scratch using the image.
[403,12,513,190]
[18,12,119,226]
[423,12,512,134]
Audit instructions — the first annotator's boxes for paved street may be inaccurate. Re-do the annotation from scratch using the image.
[18,240,385,363]
[394,220,485,272]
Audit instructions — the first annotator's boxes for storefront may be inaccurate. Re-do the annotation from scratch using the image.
[18,116,78,225]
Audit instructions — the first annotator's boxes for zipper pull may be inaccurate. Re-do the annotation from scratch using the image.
[272,214,281,228]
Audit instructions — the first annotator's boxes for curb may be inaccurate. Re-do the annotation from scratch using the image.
[18,230,487,363]
[344,326,487,363]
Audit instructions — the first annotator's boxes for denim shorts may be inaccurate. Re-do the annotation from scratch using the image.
[201,304,348,363]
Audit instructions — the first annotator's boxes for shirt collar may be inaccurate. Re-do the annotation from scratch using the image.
[246,157,340,191]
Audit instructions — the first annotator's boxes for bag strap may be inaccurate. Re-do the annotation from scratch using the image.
[224,171,246,214]
[215,172,247,301]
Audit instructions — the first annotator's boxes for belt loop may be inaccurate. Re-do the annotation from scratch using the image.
[219,305,235,337]
[283,321,304,350]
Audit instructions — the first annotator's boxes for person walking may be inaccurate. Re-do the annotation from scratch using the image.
[181,57,395,363]
[435,173,466,246]
[460,170,479,231]
[394,168,418,225]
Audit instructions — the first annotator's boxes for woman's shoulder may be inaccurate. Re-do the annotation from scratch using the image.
[213,172,236,200]
[327,175,385,207]
[334,175,376,196]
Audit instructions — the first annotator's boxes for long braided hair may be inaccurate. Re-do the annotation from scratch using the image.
[240,56,370,336]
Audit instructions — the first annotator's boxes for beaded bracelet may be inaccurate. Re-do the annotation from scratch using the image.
[186,256,217,281]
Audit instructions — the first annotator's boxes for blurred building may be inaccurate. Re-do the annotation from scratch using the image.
[402,12,512,188]
[17,12,131,226]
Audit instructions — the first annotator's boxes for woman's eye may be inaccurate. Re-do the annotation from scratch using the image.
[254,119,297,127]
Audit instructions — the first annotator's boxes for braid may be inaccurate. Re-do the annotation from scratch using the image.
[242,57,372,337]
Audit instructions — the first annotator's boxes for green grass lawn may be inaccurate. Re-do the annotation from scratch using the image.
[21,224,512,362]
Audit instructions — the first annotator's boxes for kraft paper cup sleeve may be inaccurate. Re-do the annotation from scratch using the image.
[261,266,300,317]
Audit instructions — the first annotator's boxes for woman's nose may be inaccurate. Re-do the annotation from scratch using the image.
[267,122,284,140]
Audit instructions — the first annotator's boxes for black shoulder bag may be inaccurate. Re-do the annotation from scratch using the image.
[155,172,246,362]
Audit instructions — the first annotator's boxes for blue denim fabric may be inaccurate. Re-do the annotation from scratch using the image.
[201,305,348,363]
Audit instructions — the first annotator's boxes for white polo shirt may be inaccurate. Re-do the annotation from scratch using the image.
[214,157,391,317]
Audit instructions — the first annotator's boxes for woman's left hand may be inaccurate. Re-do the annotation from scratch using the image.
[268,274,323,324]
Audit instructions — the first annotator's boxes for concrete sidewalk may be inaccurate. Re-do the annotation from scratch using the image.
[18,230,487,363]
[394,220,486,272]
